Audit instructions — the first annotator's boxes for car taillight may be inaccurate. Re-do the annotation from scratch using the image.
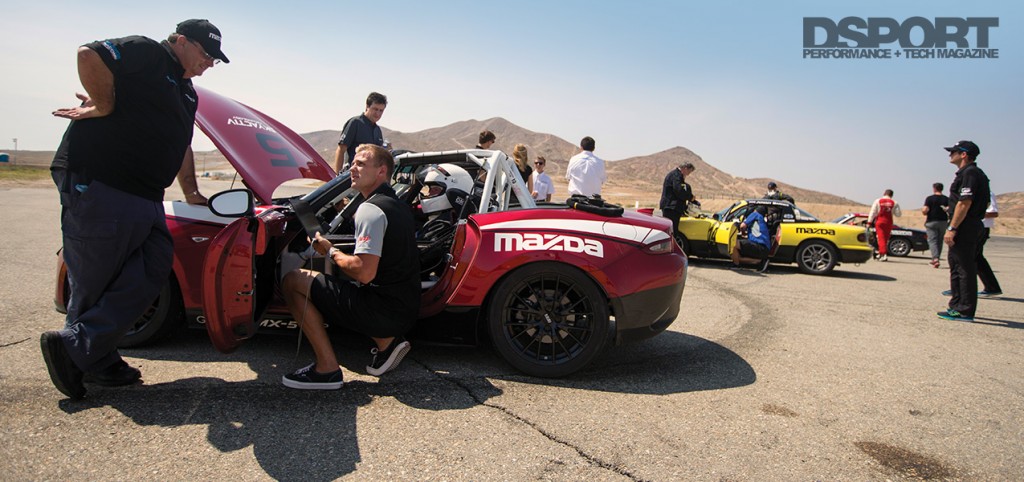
[645,239,674,254]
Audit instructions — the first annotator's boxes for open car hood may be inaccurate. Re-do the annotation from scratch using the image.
[194,86,334,203]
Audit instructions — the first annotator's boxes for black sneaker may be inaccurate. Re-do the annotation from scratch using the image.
[366,337,411,376]
[40,331,86,399]
[83,360,141,387]
[978,290,1002,297]
[282,363,344,390]
[757,257,770,273]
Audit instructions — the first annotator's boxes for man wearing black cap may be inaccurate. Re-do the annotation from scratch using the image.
[938,140,990,322]
[41,20,229,399]
[764,181,795,204]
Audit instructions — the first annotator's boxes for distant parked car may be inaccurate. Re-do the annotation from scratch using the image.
[829,213,928,257]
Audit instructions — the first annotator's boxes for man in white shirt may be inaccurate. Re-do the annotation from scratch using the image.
[531,156,554,201]
[976,191,1002,296]
[565,136,606,197]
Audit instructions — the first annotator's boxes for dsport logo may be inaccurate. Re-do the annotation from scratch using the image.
[494,233,604,258]
[803,17,999,60]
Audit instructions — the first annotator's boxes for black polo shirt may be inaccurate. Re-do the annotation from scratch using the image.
[949,163,990,230]
[62,36,197,201]
[338,114,384,161]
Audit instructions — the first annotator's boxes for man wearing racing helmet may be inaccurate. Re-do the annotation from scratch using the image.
[418,163,474,220]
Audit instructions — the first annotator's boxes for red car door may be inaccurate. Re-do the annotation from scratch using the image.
[202,217,256,353]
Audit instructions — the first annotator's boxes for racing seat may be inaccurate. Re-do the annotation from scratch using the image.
[416,188,476,286]
[446,188,476,222]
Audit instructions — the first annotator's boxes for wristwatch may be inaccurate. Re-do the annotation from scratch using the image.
[327,247,339,258]
[947,225,957,232]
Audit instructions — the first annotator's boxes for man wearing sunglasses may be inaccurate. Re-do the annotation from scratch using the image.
[531,156,554,202]
[42,19,229,399]
[938,140,991,322]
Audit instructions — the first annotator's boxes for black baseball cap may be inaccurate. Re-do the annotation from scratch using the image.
[943,140,980,157]
[176,19,229,63]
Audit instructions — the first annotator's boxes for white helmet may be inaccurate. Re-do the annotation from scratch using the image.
[418,163,474,214]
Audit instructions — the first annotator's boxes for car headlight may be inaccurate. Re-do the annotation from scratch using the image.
[857,233,867,242]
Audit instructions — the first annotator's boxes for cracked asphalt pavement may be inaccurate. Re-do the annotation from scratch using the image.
[2,186,1022,480]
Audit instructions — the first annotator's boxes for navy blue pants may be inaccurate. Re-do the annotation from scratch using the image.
[947,224,981,318]
[58,177,172,373]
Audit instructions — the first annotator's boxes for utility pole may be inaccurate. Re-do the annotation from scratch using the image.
[11,138,16,165]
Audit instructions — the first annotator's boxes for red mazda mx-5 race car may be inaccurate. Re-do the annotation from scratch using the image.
[55,87,687,377]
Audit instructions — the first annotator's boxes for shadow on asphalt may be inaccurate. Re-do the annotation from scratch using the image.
[688,258,896,281]
[57,331,496,482]
[965,317,1024,329]
[495,331,756,395]
[55,326,754,481]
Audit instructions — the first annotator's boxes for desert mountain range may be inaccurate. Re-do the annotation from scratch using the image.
[8,117,1022,216]
[307,117,861,205]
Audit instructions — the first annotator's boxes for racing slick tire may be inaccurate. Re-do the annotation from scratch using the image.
[796,240,838,275]
[488,262,611,377]
[888,237,912,257]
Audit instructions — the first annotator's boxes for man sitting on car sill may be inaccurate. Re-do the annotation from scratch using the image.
[279,144,421,389]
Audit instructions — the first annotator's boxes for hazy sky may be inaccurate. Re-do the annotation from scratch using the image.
[2,0,1020,204]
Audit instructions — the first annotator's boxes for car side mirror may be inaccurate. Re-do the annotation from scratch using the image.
[208,189,255,218]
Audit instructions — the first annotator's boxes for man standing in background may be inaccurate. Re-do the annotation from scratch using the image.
[868,189,902,261]
[565,136,606,197]
[659,162,696,243]
[476,130,496,149]
[922,182,949,268]
[334,92,387,174]
[976,191,1003,297]
[531,156,554,202]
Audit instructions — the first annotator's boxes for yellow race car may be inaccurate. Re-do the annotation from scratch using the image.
[676,199,872,274]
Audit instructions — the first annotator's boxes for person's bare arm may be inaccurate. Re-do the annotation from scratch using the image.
[312,232,379,284]
[52,47,114,120]
[333,145,347,174]
[176,147,207,205]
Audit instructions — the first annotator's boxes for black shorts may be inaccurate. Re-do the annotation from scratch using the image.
[308,273,414,338]
[738,239,769,258]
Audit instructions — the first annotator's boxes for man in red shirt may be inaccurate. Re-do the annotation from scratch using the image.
[868,189,902,261]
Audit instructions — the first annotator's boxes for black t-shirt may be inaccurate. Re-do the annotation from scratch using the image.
[923,194,949,222]
[949,163,990,229]
[338,114,384,164]
[60,36,197,201]
[514,163,533,203]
